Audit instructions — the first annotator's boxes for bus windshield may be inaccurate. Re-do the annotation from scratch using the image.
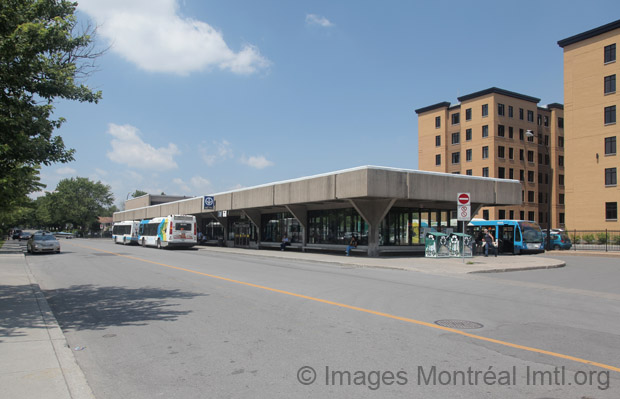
[518,221,543,243]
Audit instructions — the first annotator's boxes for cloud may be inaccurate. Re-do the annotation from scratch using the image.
[240,155,274,169]
[305,14,333,27]
[78,0,270,75]
[200,139,233,166]
[56,167,77,175]
[106,123,180,170]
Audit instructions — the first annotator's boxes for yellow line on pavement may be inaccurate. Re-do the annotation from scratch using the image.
[70,242,620,374]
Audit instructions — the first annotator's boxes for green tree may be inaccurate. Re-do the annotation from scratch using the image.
[131,190,148,198]
[0,0,102,214]
[50,177,113,233]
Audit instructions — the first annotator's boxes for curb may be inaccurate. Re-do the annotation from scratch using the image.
[21,254,96,399]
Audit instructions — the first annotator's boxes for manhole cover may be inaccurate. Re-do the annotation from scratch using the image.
[435,319,483,329]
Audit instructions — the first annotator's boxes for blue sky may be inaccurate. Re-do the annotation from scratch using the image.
[37,0,620,206]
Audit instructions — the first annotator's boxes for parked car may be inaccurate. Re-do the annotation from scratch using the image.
[543,232,572,250]
[27,233,61,254]
[18,231,32,241]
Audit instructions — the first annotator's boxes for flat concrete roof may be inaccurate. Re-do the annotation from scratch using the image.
[113,166,522,222]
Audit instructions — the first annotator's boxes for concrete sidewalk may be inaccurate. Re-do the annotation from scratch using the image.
[195,245,567,274]
[0,241,94,399]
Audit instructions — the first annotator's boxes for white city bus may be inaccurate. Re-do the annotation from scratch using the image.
[112,221,141,245]
[138,215,197,249]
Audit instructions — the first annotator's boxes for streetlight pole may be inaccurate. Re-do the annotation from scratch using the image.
[526,129,552,251]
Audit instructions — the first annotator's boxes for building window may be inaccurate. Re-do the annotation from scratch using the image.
[559,213,565,224]
[482,104,488,117]
[605,136,617,155]
[435,135,441,146]
[498,146,505,158]
[508,126,513,139]
[498,209,506,219]
[558,136,564,148]
[519,169,524,181]
[482,125,489,137]
[605,167,617,186]
[482,167,489,177]
[451,132,460,144]
[508,147,514,160]
[527,110,534,123]
[604,43,616,63]
[605,105,616,124]
[558,174,564,186]
[509,168,514,179]
[483,210,489,220]
[482,146,489,159]
[520,149,524,161]
[558,155,564,167]
[528,170,534,182]
[451,112,460,125]
[508,106,514,118]
[606,202,618,220]
[466,149,472,161]
[435,116,441,128]
[559,193,565,205]
[519,108,524,120]
[435,154,441,166]
[498,167,505,178]
[497,124,505,137]
[519,128,524,141]
[466,108,472,121]
[452,152,460,164]
[466,128,472,141]
[558,117,564,128]
[605,75,616,94]
[544,116,549,127]
[528,150,534,163]
[498,103,505,116]
[466,169,473,176]
[528,191,534,202]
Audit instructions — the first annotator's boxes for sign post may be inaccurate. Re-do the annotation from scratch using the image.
[457,193,471,262]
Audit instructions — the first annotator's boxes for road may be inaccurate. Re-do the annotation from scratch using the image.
[26,239,620,398]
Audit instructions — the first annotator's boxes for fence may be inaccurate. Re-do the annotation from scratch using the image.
[567,230,620,252]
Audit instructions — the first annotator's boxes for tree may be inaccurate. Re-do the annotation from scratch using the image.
[131,190,148,198]
[0,0,102,214]
[45,177,113,233]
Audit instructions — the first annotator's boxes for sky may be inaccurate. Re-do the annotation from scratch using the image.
[36,0,620,207]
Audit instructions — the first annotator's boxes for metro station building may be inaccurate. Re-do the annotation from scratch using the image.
[113,166,521,257]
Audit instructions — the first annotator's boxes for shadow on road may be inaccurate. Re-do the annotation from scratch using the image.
[43,284,206,331]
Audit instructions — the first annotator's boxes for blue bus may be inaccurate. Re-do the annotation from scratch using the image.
[468,220,544,254]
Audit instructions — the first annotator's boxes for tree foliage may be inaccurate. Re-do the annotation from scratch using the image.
[0,0,102,214]
[35,177,113,232]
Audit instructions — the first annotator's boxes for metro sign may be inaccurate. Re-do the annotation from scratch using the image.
[457,193,470,206]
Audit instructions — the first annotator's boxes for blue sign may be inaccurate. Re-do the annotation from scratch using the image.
[203,196,215,209]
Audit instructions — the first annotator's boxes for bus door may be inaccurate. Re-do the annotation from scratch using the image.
[234,222,251,248]
[498,225,515,254]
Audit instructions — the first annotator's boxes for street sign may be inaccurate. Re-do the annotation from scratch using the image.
[457,192,470,206]
[203,196,215,209]
[457,205,471,221]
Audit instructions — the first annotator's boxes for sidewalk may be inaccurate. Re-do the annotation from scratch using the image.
[195,245,567,274]
[0,240,94,399]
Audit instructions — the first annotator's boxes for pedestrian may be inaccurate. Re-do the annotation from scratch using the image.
[484,229,497,257]
[280,235,290,251]
[345,235,358,256]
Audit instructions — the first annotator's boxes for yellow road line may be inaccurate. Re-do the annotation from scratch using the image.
[70,242,620,373]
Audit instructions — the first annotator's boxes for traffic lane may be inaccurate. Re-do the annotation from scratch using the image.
[56,239,620,374]
[27,241,620,398]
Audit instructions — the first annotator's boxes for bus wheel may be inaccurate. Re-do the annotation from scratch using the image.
[157,240,162,249]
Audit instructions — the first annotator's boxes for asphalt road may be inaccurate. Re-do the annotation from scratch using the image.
[26,239,620,398]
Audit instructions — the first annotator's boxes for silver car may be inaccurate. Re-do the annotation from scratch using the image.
[27,233,61,254]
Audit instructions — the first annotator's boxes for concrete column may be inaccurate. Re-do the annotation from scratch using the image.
[285,205,307,249]
[349,198,396,257]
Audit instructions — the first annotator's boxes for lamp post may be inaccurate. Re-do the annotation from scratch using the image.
[526,129,552,251]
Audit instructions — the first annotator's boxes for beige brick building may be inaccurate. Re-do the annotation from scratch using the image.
[558,20,620,230]
[415,88,565,229]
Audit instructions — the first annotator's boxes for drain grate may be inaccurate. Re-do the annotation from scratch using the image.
[435,319,483,329]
